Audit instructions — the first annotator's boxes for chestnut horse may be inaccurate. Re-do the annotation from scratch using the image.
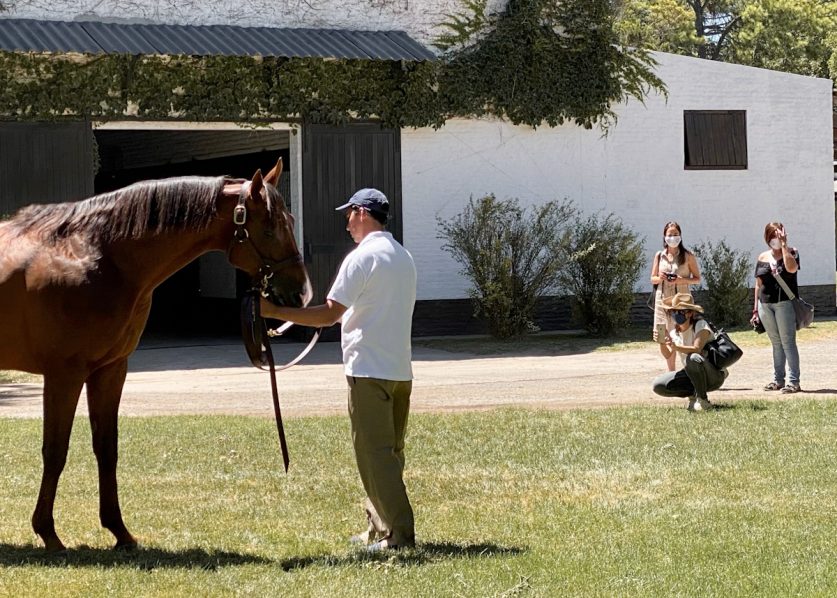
[0,159,310,551]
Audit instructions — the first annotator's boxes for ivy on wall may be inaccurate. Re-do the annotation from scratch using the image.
[0,0,664,130]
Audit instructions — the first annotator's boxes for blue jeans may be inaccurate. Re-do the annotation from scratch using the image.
[758,300,800,386]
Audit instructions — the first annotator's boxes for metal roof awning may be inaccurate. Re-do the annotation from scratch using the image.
[0,18,437,61]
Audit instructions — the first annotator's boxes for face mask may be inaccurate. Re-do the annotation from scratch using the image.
[673,312,687,325]
[665,236,681,247]
[769,239,782,250]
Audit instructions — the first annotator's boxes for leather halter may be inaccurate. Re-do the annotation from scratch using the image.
[228,182,303,301]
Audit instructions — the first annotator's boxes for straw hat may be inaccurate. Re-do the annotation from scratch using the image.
[660,292,704,313]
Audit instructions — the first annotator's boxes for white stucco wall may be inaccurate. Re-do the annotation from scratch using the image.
[3,0,506,47]
[402,52,835,300]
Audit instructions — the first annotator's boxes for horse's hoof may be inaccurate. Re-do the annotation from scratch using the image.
[114,537,139,551]
[44,538,67,553]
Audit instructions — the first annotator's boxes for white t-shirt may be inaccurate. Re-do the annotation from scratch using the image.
[669,318,711,368]
[327,231,417,381]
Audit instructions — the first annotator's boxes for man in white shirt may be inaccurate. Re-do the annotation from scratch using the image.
[261,188,417,552]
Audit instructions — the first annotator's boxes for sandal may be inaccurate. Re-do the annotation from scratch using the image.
[763,382,782,391]
[781,384,801,394]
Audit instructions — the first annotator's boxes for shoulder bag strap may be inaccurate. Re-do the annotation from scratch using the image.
[653,251,661,288]
[769,263,797,301]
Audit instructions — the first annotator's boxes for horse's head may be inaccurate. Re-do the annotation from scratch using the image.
[224,159,312,308]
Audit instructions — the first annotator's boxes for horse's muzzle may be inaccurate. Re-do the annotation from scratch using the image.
[261,273,312,308]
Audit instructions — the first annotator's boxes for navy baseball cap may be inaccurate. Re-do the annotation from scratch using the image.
[335,188,389,214]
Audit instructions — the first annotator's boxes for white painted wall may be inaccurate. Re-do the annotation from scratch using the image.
[4,0,506,47]
[402,52,835,300]
[7,4,831,303]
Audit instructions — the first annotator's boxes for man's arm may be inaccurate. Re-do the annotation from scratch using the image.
[260,297,347,328]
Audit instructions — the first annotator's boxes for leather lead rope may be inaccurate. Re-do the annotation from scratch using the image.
[258,317,322,472]
[267,326,322,371]
[261,318,290,473]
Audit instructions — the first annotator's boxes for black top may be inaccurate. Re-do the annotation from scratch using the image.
[755,249,800,303]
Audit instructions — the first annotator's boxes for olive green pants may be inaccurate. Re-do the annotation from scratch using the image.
[347,376,415,547]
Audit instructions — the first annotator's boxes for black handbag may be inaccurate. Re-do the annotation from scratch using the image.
[791,297,815,330]
[704,320,743,369]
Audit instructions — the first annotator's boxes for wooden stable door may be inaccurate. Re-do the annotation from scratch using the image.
[301,123,402,308]
[0,121,94,217]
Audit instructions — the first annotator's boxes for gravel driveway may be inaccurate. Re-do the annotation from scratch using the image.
[3,331,836,419]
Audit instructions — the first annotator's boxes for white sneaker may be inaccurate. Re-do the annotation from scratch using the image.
[686,396,697,411]
[693,397,712,412]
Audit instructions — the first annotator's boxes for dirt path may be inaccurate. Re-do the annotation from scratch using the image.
[3,334,836,419]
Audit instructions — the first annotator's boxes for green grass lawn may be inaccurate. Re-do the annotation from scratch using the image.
[2,402,837,596]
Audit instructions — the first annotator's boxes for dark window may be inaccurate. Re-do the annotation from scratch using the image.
[684,110,747,170]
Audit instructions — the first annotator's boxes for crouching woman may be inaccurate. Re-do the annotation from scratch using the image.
[652,293,726,412]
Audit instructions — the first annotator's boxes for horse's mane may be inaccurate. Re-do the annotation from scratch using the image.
[9,176,228,245]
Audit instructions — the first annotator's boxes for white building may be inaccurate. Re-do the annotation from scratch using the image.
[403,53,835,305]
[1,1,833,334]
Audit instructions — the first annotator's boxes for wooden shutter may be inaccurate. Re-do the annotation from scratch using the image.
[684,111,747,170]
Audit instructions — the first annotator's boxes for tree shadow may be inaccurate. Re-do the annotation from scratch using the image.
[413,329,651,360]
[0,543,272,570]
[801,389,837,394]
[280,541,524,571]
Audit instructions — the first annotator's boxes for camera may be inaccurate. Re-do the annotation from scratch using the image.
[665,273,677,281]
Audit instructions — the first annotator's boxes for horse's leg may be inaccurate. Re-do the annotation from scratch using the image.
[85,359,137,549]
[32,371,85,551]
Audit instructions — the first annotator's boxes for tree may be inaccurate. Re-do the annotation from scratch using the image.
[732,0,837,78]
[614,0,746,59]
[614,0,837,81]
[614,0,704,56]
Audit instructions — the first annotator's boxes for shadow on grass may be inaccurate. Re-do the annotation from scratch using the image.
[413,329,651,359]
[0,543,271,570]
[280,541,524,571]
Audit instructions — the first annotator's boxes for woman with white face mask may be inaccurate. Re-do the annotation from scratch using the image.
[650,221,702,371]
[751,222,801,393]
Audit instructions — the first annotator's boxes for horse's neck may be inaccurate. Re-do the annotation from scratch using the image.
[109,209,234,293]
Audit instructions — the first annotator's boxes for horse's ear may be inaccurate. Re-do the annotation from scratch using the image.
[249,169,264,202]
[264,158,283,187]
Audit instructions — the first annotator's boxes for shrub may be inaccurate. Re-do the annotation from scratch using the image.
[437,195,575,338]
[692,239,752,328]
[556,211,645,335]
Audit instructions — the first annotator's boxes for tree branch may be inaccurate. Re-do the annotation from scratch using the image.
[710,15,741,61]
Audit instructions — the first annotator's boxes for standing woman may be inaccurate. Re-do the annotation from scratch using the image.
[650,221,702,371]
[752,222,801,394]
